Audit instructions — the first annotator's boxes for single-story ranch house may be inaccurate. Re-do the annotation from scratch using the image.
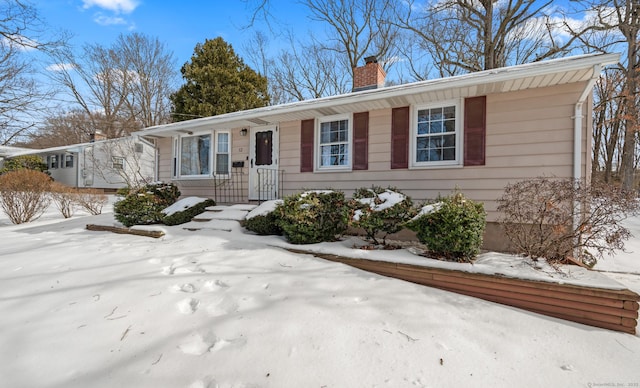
[4,136,156,191]
[137,53,619,251]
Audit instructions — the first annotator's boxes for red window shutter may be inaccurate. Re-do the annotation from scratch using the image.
[300,119,315,172]
[353,112,369,170]
[464,96,486,166]
[391,106,409,169]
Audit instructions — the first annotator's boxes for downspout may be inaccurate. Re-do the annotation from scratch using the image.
[573,64,601,182]
[572,64,601,260]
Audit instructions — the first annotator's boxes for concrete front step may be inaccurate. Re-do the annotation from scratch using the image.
[193,204,258,222]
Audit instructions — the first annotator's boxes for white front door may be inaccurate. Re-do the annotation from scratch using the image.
[248,126,279,200]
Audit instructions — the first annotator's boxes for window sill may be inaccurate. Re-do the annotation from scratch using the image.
[409,162,463,170]
[314,167,352,173]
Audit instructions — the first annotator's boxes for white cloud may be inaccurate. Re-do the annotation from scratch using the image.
[46,63,76,72]
[93,13,127,26]
[1,35,39,51]
[82,0,139,14]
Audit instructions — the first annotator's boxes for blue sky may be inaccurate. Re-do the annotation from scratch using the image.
[33,0,309,69]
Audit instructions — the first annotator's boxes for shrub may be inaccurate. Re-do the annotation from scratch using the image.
[0,169,52,224]
[74,189,108,215]
[162,199,216,226]
[350,186,416,245]
[50,182,76,218]
[497,177,640,264]
[114,182,181,227]
[0,155,49,175]
[244,200,283,235]
[409,192,486,262]
[277,190,349,244]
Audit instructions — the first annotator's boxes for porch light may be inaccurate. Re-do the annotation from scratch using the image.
[240,128,248,136]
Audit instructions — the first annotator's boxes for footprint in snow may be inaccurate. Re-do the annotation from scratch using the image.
[179,332,246,356]
[188,376,217,388]
[173,265,205,275]
[202,279,229,292]
[206,295,238,317]
[179,332,216,355]
[177,298,199,314]
[170,283,197,293]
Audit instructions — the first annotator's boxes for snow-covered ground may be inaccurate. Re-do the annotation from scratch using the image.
[1,201,639,388]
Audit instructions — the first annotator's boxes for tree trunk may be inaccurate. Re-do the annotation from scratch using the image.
[620,0,639,191]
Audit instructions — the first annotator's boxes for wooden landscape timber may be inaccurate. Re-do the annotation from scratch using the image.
[292,250,640,335]
[86,224,165,238]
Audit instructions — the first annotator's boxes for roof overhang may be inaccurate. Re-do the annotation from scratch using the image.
[138,53,620,138]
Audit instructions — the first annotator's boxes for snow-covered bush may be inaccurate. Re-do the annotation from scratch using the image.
[244,200,283,235]
[277,190,349,244]
[350,186,416,245]
[497,177,639,264]
[162,198,216,226]
[409,192,486,262]
[114,182,181,227]
[0,169,52,224]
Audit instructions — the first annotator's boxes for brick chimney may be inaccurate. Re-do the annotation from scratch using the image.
[90,131,107,142]
[352,56,386,92]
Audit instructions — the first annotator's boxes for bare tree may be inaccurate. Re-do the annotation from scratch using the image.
[612,0,640,191]
[50,33,176,140]
[392,0,592,78]
[0,0,68,145]
[573,0,640,190]
[592,68,626,183]
[304,0,400,79]
[23,109,97,148]
[116,33,177,128]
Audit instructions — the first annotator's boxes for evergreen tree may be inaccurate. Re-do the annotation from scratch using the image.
[170,37,270,121]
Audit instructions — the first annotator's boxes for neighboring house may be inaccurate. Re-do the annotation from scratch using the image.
[4,136,156,191]
[1,145,34,170]
[137,53,619,250]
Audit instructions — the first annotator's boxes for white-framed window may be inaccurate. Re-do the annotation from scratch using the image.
[214,132,230,175]
[412,101,461,167]
[64,154,74,168]
[317,114,351,170]
[180,133,211,176]
[112,156,125,170]
[49,155,58,169]
[175,130,231,178]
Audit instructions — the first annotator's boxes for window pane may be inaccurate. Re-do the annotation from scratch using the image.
[442,147,456,161]
[417,110,429,122]
[217,133,229,153]
[429,121,443,134]
[417,122,428,135]
[443,134,456,147]
[443,106,455,119]
[215,153,229,175]
[444,120,455,133]
[320,122,331,143]
[429,108,443,121]
[181,135,210,175]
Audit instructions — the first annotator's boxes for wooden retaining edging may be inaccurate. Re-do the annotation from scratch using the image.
[299,251,640,335]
